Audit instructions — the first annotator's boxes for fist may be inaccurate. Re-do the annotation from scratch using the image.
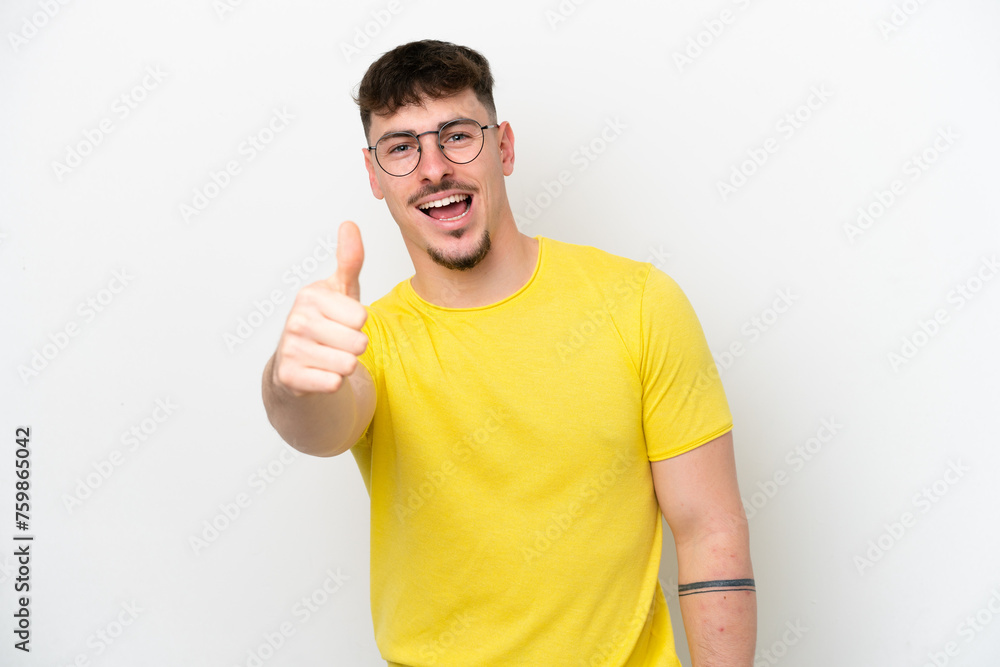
[272,221,367,396]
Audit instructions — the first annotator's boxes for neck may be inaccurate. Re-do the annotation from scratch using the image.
[409,219,539,308]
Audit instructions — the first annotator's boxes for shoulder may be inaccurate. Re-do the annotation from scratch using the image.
[364,279,412,316]
[358,278,429,343]
[541,236,651,285]
[540,238,698,321]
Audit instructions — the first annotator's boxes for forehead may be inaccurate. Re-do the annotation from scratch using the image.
[370,89,487,139]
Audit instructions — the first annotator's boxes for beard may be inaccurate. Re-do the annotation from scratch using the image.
[426,228,491,271]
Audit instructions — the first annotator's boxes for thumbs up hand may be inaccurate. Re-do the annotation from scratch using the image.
[272,221,368,396]
[328,218,364,302]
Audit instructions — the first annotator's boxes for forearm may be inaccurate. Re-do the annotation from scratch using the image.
[261,353,367,457]
[676,525,756,667]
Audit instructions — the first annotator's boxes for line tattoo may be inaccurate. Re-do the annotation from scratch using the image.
[677,578,756,597]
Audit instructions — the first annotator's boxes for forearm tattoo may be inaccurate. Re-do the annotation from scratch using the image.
[677,578,756,597]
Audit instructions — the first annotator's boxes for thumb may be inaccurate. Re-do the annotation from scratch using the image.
[331,220,364,301]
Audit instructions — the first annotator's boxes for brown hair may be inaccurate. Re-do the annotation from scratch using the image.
[355,40,497,142]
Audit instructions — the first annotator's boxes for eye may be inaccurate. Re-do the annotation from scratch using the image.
[442,131,472,144]
[379,135,418,157]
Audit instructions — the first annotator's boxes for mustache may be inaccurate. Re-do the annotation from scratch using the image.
[407,180,478,207]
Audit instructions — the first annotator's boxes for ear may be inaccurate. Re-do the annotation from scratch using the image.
[362,148,385,200]
[498,121,515,177]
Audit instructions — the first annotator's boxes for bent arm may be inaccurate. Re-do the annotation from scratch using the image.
[262,353,376,457]
[651,430,756,666]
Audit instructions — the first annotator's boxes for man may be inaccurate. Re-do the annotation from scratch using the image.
[262,40,755,666]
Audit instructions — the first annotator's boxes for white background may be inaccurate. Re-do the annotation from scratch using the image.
[2,1,999,666]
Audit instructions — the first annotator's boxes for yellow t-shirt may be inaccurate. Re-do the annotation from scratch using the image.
[351,236,732,666]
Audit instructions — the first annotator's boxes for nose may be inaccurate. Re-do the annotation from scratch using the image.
[412,131,453,183]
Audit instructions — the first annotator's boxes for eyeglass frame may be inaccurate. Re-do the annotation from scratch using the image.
[366,118,501,177]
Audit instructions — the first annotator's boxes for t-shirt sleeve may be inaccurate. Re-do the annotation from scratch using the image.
[356,304,379,390]
[639,266,733,462]
[351,305,380,450]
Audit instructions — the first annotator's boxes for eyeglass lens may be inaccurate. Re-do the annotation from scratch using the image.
[375,120,486,176]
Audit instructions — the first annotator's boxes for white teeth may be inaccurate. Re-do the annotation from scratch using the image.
[418,193,470,209]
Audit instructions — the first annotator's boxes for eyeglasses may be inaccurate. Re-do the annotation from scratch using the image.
[367,118,500,177]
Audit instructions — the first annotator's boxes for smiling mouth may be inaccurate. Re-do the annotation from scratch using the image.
[418,193,472,222]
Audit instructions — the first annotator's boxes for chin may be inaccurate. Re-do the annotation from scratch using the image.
[426,228,491,271]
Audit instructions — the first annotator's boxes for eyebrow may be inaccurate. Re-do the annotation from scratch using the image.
[377,118,470,140]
